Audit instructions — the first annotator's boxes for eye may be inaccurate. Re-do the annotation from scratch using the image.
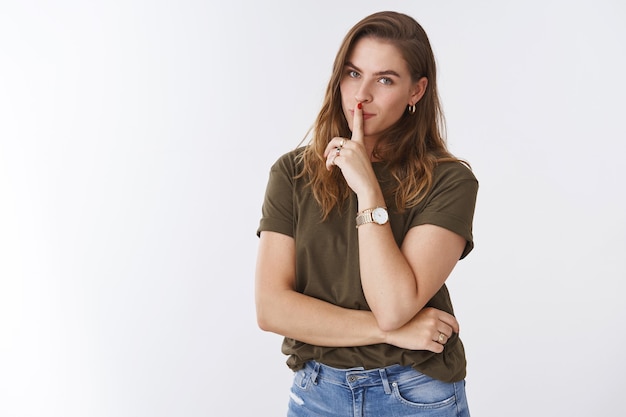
[347,70,360,78]
[378,77,393,85]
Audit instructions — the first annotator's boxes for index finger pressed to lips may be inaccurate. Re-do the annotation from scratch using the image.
[351,102,364,144]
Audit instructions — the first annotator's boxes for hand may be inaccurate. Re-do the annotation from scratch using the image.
[384,307,460,353]
[323,103,380,198]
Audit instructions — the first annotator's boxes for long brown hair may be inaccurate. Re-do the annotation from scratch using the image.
[298,11,461,219]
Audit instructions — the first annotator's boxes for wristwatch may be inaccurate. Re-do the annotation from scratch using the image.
[355,207,389,228]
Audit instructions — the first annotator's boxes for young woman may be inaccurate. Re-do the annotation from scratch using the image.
[255,11,478,417]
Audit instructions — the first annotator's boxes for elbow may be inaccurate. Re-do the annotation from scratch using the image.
[255,285,293,334]
[374,313,408,332]
[370,295,426,332]
[255,297,281,333]
[372,302,424,332]
[255,305,273,332]
[256,311,274,333]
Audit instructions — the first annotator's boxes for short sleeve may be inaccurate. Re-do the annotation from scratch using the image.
[410,162,478,259]
[256,152,297,238]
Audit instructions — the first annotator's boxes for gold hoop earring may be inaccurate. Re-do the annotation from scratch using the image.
[408,104,416,115]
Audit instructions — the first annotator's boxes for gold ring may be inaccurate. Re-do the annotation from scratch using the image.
[438,333,445,343]
[339,138,346,147]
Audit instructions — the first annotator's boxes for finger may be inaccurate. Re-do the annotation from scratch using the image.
[351,102,364,144]
[435,331,448,345]
[326,153,337,171]
[437,312,460,334]
[426,340,444,354]
[323,137,348,158]
[437,323,453,339]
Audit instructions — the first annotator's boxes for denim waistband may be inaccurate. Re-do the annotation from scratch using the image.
[301,360,422,393]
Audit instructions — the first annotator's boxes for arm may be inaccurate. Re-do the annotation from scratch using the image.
[325,103,469,331]
[255,231,458,352]
[255,231,385,347]
[358,220,465,331]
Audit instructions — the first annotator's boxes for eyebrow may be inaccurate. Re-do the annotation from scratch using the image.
[345,61,402,78]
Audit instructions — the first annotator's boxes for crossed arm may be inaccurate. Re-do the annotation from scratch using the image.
[255,229,462,353]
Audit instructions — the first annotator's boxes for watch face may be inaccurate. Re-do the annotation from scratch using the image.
[372,207,389,224]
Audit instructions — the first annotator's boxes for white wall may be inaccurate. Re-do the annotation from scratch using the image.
[1,1,624,416]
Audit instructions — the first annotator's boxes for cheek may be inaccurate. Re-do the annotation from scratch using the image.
[339,86,352,123]
[381,96,408,123]
[339,85,349,107]
[392,93,410,111]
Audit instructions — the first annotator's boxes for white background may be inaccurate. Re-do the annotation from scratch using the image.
[1,1,625,416]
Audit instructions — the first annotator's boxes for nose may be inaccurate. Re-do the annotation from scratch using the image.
[354,81,372,103]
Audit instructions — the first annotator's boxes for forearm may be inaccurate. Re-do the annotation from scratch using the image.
[256,288,386,347]
[357,191,423,331]
[358,229,424,330]
[256,231,385,347]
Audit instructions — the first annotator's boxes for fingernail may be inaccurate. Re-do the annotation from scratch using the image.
[357,102,362,110]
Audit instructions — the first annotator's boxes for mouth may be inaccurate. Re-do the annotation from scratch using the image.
[350,110,375,120]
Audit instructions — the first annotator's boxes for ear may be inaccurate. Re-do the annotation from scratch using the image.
[409,77,428,105]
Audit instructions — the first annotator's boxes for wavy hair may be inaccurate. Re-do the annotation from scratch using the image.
[297,11,462,219]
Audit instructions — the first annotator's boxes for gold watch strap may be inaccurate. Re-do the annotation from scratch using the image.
[355,208,374,227]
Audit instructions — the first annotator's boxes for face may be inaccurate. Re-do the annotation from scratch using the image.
[339,37,425,142]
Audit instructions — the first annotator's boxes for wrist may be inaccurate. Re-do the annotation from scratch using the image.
[356,206,389,228]
[356,185,384,211]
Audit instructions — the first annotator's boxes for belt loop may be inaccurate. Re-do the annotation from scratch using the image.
[310,361,321,385]
[379,369,391,395]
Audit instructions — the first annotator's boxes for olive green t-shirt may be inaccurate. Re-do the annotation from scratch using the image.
[257,147,478,383]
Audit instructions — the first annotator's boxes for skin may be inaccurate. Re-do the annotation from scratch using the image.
[255,37,463,353]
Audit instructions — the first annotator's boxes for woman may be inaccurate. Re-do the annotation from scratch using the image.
[255,11,478,417]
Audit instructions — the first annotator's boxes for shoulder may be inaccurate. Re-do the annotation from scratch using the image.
[433,160,478,186]
[270,147,307,174]
[424,160,479,207]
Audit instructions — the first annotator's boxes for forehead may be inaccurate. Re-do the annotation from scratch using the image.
[346,37,409,74]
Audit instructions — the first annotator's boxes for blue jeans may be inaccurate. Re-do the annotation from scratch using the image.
[287,361,470,417]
